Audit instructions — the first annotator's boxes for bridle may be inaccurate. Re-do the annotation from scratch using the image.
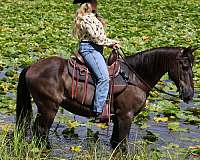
[117,48,191,99]
[175,49,192,99]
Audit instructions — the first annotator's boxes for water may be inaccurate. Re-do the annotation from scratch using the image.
[0,72,5,78]
[0,100,199,158]
[0,66,200,158]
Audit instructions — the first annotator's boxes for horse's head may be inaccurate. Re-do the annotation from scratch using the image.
[168,46,196,103]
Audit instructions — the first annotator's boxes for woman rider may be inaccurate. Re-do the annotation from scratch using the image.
[73,0,121,122]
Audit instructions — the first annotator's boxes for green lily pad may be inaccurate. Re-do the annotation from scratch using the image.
[168,122,188,132]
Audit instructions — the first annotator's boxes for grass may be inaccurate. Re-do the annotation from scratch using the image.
[0,117,197,159]
[0,125,48,160]
[0,124,149,160]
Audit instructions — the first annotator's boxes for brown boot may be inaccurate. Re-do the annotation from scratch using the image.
[95,104,109,123]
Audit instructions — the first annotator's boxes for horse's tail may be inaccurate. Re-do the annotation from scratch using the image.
[16,67,32,129]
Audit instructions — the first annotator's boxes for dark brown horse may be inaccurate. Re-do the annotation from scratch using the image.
[16,46,195,150]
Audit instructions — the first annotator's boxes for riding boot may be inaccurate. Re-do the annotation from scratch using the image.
[95,104,110,123]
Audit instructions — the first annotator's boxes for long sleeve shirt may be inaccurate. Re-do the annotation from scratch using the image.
[77,13,117,46]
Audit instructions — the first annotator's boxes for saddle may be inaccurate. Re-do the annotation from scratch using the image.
[67,49,121,104]
[68,49,121,85]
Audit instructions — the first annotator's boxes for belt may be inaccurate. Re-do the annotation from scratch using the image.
[80,41,103,53]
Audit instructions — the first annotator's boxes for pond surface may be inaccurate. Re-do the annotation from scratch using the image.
[51,102,200,158]
[0,100,199,159]
[0,67,200,159]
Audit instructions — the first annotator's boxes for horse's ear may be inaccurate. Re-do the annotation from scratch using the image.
[184,46,196,64]
[184,46,198,55]
[191,47,198,53]
[182,46,190,56]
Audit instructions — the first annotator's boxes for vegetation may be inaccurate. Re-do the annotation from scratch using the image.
[0,124,195,160]
[0,124,48,159]
[0,0,200,159]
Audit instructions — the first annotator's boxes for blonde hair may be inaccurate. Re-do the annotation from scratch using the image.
[73,3,93,39]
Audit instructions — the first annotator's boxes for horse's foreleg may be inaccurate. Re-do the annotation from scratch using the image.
[111,86,146,151]
[111,111,133,151]
[33,100,59,148]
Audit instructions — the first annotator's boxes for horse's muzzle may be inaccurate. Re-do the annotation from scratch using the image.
[181,88,194,103]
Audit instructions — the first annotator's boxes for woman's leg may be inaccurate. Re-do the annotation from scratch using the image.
[80,43,109,113]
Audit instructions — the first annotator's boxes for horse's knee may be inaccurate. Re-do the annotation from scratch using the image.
[33,109,55,132]
[127,111,134,119]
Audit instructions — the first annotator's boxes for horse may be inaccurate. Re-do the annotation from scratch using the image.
[16,46,195,150]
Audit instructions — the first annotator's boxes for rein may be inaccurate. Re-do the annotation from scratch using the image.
[117,49,152,91]
[118,48,179,98]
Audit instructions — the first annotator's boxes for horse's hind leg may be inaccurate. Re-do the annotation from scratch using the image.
[33,100,59,148]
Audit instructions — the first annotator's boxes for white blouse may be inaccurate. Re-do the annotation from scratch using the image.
[77,13,117,46]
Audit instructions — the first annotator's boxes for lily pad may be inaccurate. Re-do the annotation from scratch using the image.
[168,122,188,132]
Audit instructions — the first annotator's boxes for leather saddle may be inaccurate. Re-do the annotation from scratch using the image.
[68,49,121,85]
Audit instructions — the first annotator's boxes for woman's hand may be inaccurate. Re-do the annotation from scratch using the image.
[112,43,121,49]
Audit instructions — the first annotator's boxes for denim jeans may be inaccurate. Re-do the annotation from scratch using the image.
[79,42,109,113]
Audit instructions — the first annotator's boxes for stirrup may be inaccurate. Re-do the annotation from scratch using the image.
[95,114,109,123]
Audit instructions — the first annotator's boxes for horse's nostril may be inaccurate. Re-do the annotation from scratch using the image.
[183,95,193,103]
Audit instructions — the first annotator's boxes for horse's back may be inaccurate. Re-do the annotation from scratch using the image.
[25,56,67,103]
[26,56,66,79]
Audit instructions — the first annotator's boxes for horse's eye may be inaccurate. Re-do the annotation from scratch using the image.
[180,60,190,70]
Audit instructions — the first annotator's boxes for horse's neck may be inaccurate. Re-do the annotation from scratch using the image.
[126,51,174,89]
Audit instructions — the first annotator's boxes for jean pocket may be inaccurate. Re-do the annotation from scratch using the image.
[80,44,94,56]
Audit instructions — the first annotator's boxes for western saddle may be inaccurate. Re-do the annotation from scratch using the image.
[67,49,121,105]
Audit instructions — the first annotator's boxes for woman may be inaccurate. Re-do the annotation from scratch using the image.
[73,0,120,122]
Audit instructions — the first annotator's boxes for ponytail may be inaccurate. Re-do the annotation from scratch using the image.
[73,3,93,39]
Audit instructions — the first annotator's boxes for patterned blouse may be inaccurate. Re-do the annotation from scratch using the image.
[78,13,117,46]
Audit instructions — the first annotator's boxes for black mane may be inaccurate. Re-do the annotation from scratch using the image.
[125,47,181,69]
[124,47,183,87]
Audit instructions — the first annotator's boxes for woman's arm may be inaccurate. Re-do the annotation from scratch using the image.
[81,14,119,47]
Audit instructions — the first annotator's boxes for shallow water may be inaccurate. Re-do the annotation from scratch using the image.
[1,103,199,159]
[0,67,200,158]
[0,102,199,159]
[0,72,6,78]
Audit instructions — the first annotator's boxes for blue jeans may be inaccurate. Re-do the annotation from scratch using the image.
[79,42,109,113]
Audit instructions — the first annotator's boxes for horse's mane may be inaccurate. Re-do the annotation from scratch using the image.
[125,47,181,77]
